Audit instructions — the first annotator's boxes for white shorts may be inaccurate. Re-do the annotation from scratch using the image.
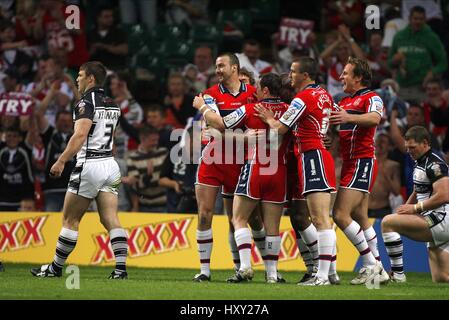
[425,211,449,248]
[68,158,121,199]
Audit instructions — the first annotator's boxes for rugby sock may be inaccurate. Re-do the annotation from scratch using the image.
[383,232,404,274]
[265,235,281,279]
[252,227,266,258]
[329,241,337,276]
[110,228,128,273]
[228,231,240,269]
[50,227,78,274]
[364,226,381,261]
[196,229,213,277]
[316,229,336,280]
[343,220,376,267]
[295,232,314,273]
[298,224,319,266]
[234,228,253,271]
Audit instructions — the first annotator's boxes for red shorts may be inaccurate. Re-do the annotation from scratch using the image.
[340,158,378,193]
[298,149,336,196]
[195,161,242,197]
[234,162,287,203]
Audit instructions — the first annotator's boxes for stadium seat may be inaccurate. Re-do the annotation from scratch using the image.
[126,24,150,56]
[149,24,187,43]
[216,9,253,37]
[190,24,223,44]
[249,0,280,23]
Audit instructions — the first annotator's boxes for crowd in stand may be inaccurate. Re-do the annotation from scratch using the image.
[0,0,448,215]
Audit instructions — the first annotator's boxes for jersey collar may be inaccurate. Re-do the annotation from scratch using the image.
[219,81,246,95]
[261,98,282,103]
[82,86,104,98]
[303,83,320,90]
[351,87,371,98]
[416,148,433,164]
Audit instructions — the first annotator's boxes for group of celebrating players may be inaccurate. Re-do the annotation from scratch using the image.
[28,53,449,285]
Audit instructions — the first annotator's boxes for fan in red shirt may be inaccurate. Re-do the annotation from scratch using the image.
[34,0,88,69]
[195,73,290,282]
[330,56,389,285]
[256,57,337,286]
[191,53,269,283]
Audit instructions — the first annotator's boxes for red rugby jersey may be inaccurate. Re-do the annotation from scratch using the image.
[201,81,256,160]
[338,88,384,161]
[279,84,334,153]
[222,98,291,164]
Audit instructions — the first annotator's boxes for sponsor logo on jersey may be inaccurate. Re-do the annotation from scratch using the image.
[282,109,295,120]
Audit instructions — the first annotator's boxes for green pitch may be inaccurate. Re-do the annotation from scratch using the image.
[1,263,448,300]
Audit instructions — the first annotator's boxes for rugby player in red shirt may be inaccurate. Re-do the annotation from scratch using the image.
[330,57,389,285]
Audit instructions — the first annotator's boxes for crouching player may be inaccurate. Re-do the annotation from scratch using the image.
[382,126,449,283]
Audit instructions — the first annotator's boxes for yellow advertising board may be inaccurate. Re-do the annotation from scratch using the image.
[0,212,360,271]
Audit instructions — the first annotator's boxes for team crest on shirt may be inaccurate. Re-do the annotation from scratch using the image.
[77,101,86,115]
[430,163,443,177]
[354,98,361,106]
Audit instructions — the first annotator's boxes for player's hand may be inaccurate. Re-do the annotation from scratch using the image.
[395,204,416,215]
[122,176,138,187]
[330,108,350,124]
[254,103,274,123]
[323,134,333,149]
[49,159,65,178]
[193,94,205,110]
[174,181,183,194]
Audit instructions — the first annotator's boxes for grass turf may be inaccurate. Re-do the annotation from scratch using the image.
[1,263,448,300]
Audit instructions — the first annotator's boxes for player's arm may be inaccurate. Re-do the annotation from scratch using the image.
[417,176,449,213]
[193,94,226,131]
[57,118,92,164]
[331,95,383,127]
[405,190,417,205]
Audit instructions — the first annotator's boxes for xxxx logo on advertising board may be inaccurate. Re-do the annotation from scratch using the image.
[0,216,47,252]
[251,229,300,265]
[92,218,192,264]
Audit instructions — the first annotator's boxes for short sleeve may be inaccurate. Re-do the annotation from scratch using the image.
[222,106,247,129]
[74,99,94,121]
[367,95,384,116]
[279,97,307,128]
[426,161,448,184]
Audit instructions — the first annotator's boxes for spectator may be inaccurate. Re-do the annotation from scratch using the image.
[429,87,449,161]
[388,6,448,102]
[26,56,75,127]
[14,0,42,58]
[0,19,34,87]
[320,25,365,97]
[381,5,407,49]
[366,31,390,88]
[34,0,89,72]
[110,71,143,158]
[0,126,34,211]
[159,126,198,213]
[123,126,169,213]
[87,5,128,72]
[236,39,273,80]
[238,67,255,86]
[165,0,210,27]
[183,63,205,94]
[34,94,75,211]
[322,0,365,42]
[119,104,175,151]
[119,0,157,30]
[192,46,215,87]
[368,132,401,218]
[163,72,196,129]
[423,77,448,147]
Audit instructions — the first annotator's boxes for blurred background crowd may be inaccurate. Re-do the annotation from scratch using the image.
[0,0,448,216]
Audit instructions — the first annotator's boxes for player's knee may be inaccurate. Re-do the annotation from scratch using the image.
[62,216,81,229]
[381,215,394,232]
[432,273,449,283]
[198,211,212,229]
[332,210,350,228]
[310,215,330,230]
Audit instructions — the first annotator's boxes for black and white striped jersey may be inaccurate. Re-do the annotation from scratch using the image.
[73,87,121,162]
[413,150,449,221]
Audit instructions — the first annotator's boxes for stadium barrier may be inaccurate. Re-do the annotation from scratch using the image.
[0,212,429,272]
